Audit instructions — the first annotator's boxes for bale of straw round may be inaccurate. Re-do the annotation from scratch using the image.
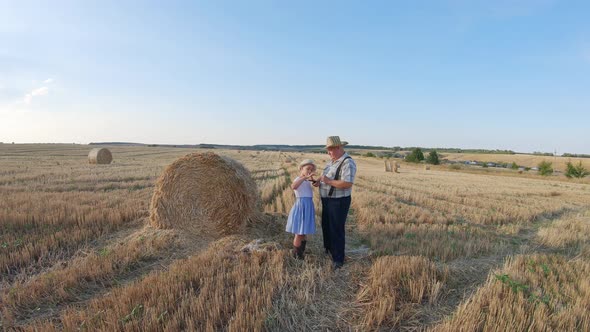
[88,148,113,164]
[384,160,392,172]
[149,152,261,237]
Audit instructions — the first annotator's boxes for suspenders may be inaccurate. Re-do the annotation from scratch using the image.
[328,156,352,197]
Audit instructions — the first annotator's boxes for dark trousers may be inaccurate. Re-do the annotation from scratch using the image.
[321,196,351,264]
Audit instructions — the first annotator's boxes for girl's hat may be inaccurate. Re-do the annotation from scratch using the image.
[299,159,316,170]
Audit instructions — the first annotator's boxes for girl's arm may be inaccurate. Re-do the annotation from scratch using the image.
[291,176,310,190]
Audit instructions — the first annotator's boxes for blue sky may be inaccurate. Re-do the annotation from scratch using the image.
[1,1,589,153]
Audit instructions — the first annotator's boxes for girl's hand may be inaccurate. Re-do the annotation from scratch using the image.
[301,173,312,180]
[307,174,320,187]
[292,174,311,190]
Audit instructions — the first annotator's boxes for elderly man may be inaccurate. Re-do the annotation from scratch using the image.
[314,136,357,269]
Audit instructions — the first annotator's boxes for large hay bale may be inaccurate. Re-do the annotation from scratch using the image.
[149,152,261,237]
[88,148,112,164]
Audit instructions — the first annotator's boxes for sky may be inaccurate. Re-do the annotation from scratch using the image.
[1,0,589,153]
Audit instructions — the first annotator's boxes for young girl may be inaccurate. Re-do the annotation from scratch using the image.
[286,159,317,259]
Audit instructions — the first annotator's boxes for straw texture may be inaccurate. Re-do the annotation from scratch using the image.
[149,152,261,237]
[88,148,112,164]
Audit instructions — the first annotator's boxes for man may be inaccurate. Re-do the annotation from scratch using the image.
[313,136,357,269]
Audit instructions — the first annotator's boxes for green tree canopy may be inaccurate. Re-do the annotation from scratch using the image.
[426,151,440,165]
[565,161,589,178]
[538,160,553,176]
[406,148,425,163]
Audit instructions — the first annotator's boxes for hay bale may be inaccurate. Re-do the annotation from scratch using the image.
[424,165,430,170]
[88,148,112,164]
[385,160,392,172]
[149,152,261,238]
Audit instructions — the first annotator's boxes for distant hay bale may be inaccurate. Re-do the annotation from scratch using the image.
[424,165,430,170]
[149,152,261,238]
[88,148,112,164]
[385,160,392,172]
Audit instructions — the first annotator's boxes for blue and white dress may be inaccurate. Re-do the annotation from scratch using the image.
[286,177,316,235]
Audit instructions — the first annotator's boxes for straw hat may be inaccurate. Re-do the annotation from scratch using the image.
[326,136,349,148]
[299,159,316,170]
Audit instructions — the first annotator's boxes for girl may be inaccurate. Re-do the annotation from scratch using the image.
[286,159,317,259]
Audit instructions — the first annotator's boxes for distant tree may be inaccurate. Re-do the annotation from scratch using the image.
[405,148,425,163]
[511,162,519,170]
[381,152,393,158]
[364,152,376,158]
[533,151,554,156]
[563,153,590,159]
[538,160,553,176]
[426,151,440,165]
[565,161,590,178]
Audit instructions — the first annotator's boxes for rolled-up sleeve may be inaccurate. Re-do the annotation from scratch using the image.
[341,159,357,183]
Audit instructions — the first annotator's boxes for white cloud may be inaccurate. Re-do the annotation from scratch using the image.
[24,86,49,104]
[43,78,54,84]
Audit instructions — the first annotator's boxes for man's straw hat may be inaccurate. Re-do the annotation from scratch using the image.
[299,159,316,170]
[326,136,349,148]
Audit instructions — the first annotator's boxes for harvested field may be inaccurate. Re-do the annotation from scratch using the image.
[442,152,590,173]
[1,144,589,330]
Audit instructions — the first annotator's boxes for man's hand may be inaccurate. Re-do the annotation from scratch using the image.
[321,175,353,189]
[311,175,321,187]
